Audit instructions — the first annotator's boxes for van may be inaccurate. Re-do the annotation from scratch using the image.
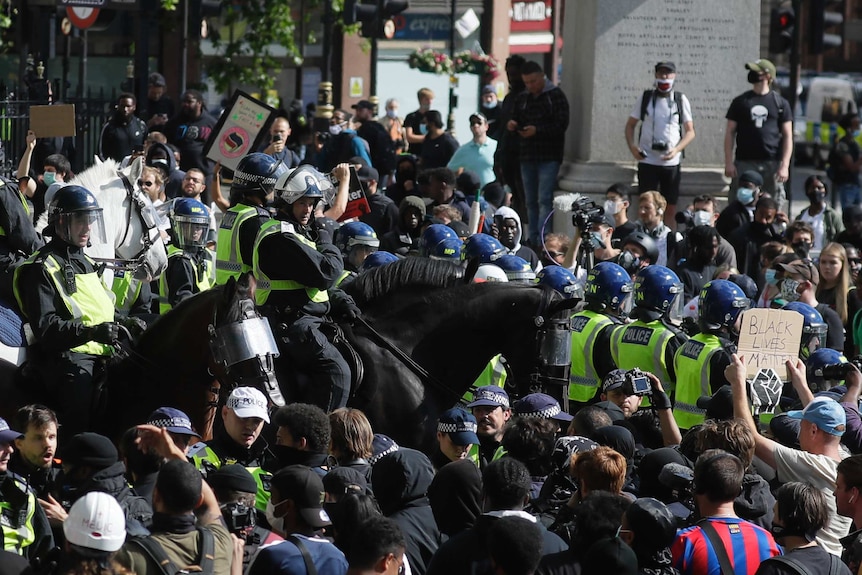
[794,76,859,167]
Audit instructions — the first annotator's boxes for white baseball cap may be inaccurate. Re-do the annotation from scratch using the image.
[64,492,126,552]
[226,387,270,423]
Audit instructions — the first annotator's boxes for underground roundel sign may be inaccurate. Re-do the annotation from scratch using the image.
[66,6,101,29]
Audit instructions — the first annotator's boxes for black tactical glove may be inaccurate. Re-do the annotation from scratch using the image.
[650,389,672,410]
[121,316,149,339]
[332,292,361,321]
[91,322,121,344]
[315,225,333,246]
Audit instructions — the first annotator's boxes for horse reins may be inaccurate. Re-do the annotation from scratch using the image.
[354,316,476,403]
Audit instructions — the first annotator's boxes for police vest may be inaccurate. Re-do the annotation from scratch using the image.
[467,443,506,469]
[112,270,143,314]
[188,443,272,512]
[610,319,677,392]
[0,475,37,555]
[215,204,259,285]
[14,252,115,356]
[468,355,508,397]
[335,269,355,288]
[673,332,725,429]
[569,310,615,403]
[0,184,29,238]
[252,219,330,306]
[158,245,214,314]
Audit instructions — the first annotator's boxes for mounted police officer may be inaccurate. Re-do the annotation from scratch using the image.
[158,198,213,313]
[569,262,633,407]
[253,165,359,412]
[189,387,275,512]
[14,186,144,438]
[610,265,688,394]
[215,152,287,285]
[672,279,748,429]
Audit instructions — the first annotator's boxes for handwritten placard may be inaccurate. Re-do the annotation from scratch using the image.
[737,308,803,381]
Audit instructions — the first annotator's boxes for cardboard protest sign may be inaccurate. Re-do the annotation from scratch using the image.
[337,166,371,222]
[30,104,76,138]
[204,91,275,171]
[737,308,803,381]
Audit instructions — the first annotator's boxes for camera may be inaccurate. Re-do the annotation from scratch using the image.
[571,197,604,232]
[675,209,694,227]
[815,357,862,381]
[622,368,651,396]
[222,502,256,539]
[651,141,669,151]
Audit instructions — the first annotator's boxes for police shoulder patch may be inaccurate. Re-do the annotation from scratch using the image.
[571,315,590,333]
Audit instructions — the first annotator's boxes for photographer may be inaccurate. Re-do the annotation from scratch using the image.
[599,368,682,450]
[563,199,620,273]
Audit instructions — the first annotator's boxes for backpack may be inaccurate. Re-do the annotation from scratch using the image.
[761,553,844,575]
[639,89,686,156]
[129,527,216,575]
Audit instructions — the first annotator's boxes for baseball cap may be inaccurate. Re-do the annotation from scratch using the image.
[469,112,487,125]
[481,85,496,95]
[437,408,480,446]
[513,393,573,422]
[226,387,270,423]
[64,433,118,468]
[787,396,846,436]
[746,59,776,78]
[778,259,819,286]
[207,464,257,494]
[0,418,23,444]
[589,211,615,228]
[655,61,676,73]
[351,100,374,111]
[270,465,331,528]
[456,170,481,194]
[322,466,369,497]
[696,385,734,421]
[146,407,201,438]
[466,386,510,409]
[357,164,379,183]
[602,369,628,393]
[739,170,764,187]
[148,72,166,87]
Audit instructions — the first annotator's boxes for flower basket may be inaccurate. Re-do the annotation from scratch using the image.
[408,48,453,75]
[408,49,501,82]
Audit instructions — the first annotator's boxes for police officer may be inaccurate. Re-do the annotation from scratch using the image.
[569,262,633,407]
[610,265,688,392]
[783,301,828,359]
[536,265,581,299]
[14,186,144,438]
[253,165,358,412]
[214,153,287,285]
[673,279,748,429]
[158,198,213,313]
[0,174,43,301]
[334,221,380,285]
[0,417,53,558]
[465,386,510,469]
[189,387,275,512]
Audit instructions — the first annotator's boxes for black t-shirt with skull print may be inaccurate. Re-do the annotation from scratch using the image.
[726,89,792,161]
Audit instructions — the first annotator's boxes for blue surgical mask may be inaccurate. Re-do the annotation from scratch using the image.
[43,171,56,186]
[419,124,428,135]
[736,187,755,206]
[482,100,498,110]
[386,109,398,119]
[765,269,778,286]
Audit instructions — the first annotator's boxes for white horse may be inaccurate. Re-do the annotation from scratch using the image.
[0,157,168,369]
[36,156,168,286]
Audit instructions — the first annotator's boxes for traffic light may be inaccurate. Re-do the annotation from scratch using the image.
[344,0,408,39]
[769,6,795,54]
[810,0,844,54]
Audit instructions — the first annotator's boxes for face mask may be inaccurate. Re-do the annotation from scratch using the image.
[386,109,398,119]
[264,500,284,535]
[329,124,344,136]
[765,269,778,286]
[780,278,801,302]
[604,200,618,216]
[693,210,712,227]
[590,232,606,249]
[748,70,764,84]
[43,172,56,186]
[655,78,675,92]
[419,124,428,135]
[810,191,826,204]
[618,250,640,274]
[482,100,498,110]
[736,187,755,206]
[792,241,812,258]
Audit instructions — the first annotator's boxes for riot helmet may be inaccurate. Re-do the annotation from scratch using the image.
[428,236,463,261]
[698,279,750,333]
[473,264,509,283]
[273,165,336,213]
[632,265,684,322]
[585,261,634,315]
[232,153,288,201]
[47,185,107,247]
[170,198,210,249]
[496,254,536,283]
[461,233,506,263]
[360,251,399,273]
[536,265,583,299]
[418,224,458,257]
[783,301,828,359]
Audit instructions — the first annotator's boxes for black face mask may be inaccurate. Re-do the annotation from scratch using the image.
[792,241,812,258]
[748,71,763,84]
[270,444,307,468]
[770,523,815,541]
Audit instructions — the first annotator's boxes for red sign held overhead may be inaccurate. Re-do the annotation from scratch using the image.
[66,6,101,29]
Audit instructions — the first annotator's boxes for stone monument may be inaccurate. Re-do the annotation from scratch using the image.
[556,0,761,214]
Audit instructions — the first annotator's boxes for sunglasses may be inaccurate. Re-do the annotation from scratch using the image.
[138,179,156,187]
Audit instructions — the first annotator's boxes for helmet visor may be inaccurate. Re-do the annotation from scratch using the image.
[61,210,107,246]
[801,324,827,358]
[174,215,209,248]
[276,166,336,206]
[667,284,684,323]
[618,291,634,316]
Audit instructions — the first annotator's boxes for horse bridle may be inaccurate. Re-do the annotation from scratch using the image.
[89,170,160,278]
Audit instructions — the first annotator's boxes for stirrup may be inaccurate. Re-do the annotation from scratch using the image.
[264,378,286,407]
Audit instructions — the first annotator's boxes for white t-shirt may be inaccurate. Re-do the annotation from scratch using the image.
[798,210,826,251]
[630,90,693,167]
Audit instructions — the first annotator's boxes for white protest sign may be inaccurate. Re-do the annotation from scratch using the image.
[736,308,803,381]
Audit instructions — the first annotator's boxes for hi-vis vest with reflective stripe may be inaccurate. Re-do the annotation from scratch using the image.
[14,253,115,356]
[569,310,614,402]
[188,443,272,512]
[158,245,214,314]
[460,354,508,405]
[610,319,676,392]
[0,185,29,237]
[252,219,330,306]
[673,333,725,429]
[215,204,258,285]
[112,270,143,314]
[467,443,506,468]
[1,476,37,555]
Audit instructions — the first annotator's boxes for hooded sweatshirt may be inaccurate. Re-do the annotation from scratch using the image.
[380,195,426,256]
[71,461,153,535]
[146,142,185,200]
[494,206,541,271]
[371,448,441,575]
